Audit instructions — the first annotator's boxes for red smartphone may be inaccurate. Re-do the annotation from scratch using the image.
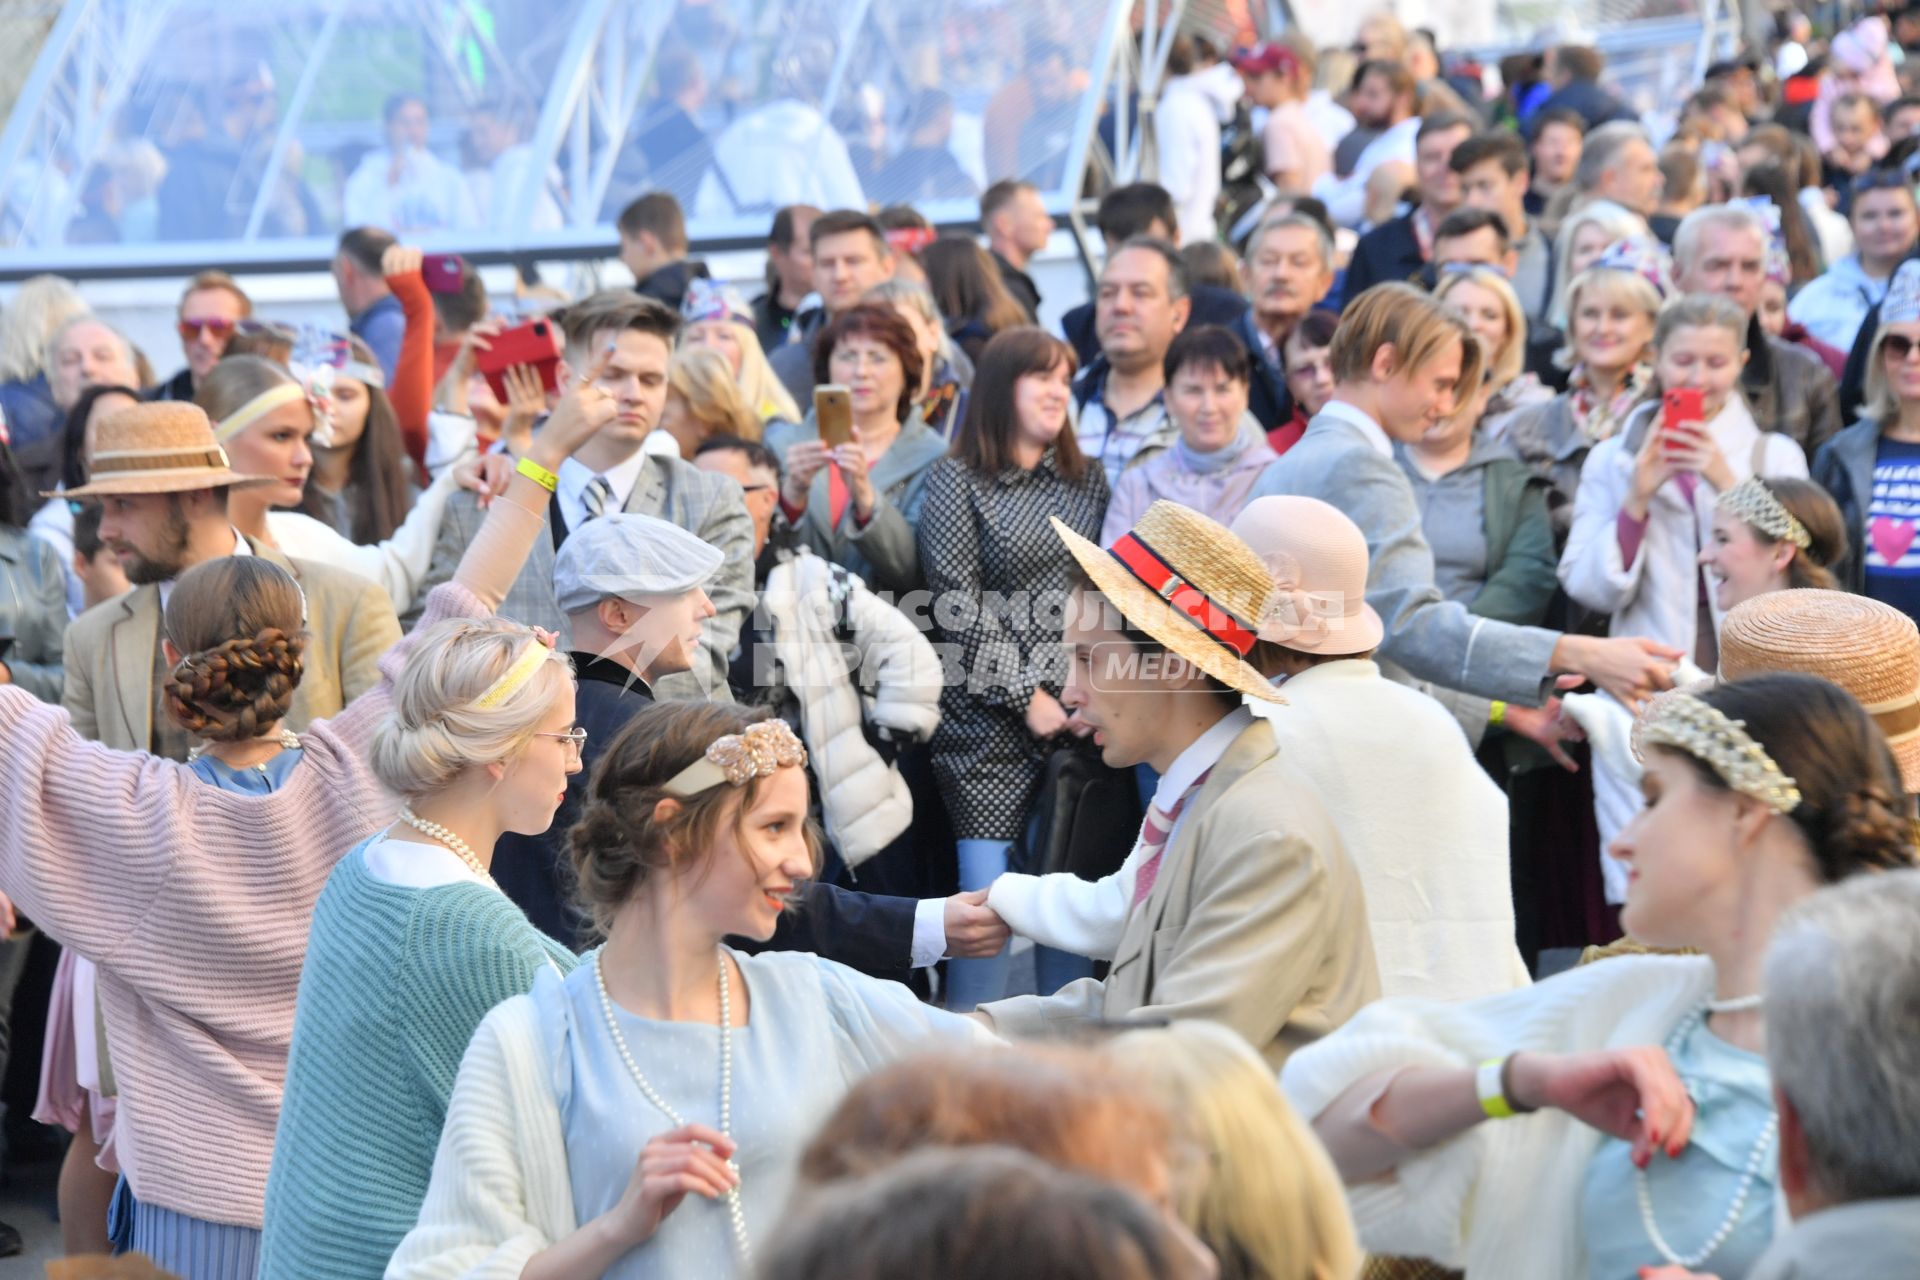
[421,252,466,295]
[476,317,563,401]
[1661,387,1704,454]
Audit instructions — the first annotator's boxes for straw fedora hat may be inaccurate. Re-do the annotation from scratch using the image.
[1719,588,1920,791]
[1052,500,1282,704]
[52,402,276,499]
[1230,495,1385,656]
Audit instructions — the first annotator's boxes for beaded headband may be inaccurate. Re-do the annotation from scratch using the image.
[469,637,556,711]
[1717,476,1811,549]
[663,719,808,796]
[1637,693,1804,814]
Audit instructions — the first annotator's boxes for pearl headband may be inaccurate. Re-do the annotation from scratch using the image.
[663,720,808,796]
[1718,476,1811,549]
[1636,693,1803,815]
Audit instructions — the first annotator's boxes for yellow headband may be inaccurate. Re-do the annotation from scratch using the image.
[214,382,308,444]
[469,638,554,711]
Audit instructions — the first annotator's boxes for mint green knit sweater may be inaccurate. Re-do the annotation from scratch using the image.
[257,841,579,1279]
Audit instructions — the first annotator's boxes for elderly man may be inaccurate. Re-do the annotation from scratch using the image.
[151,270,251,402]
[1344,112,1477,302]
[1573,121,1665,224]
[1236,213,1335,430]
[1673,203,1842,457]
[1072,237,1193,483]
[21,315,144,494]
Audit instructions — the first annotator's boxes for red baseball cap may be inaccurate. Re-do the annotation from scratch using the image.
[1230,42,1300,77]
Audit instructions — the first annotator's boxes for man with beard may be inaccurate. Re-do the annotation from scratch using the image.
[62,402,399,757]
[1314,60,1422,228]
[1235,213,1336,431]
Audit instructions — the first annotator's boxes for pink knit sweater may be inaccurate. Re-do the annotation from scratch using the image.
[0,583,484,1228]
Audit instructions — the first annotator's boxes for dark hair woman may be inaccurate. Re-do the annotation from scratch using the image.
[920,237,1032,365]
[766,303,945,595]
[300,334,414,545]
[915,327,1109,1009]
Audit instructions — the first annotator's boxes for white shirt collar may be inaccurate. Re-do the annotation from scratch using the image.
[158,528,249,611]
[557,449,650,525]
[1319,399,1395,458]
[1152,705,1254,811]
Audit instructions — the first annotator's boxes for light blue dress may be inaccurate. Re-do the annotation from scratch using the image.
[106,746,306,1277]
[1583,1015,1778,1280]
[536,946,987,1278]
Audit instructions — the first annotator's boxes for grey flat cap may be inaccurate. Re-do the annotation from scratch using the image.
[553,513,724,614]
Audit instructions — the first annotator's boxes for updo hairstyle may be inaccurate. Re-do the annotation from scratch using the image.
[366,619,573,798]
[163,557,307,742]
[569,701,822,935]
[1673,676,1918,880]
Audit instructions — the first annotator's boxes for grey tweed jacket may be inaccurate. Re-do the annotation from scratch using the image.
[410,451,754,702]
[1247,409,1560,705]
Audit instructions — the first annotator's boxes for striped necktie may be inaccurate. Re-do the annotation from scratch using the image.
[582,474,614,522]
[1130,767,1213,907]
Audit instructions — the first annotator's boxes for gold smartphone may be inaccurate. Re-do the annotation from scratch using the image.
[814,384,855,449]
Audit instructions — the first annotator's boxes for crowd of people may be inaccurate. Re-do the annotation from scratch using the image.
[0,5,1918,1279]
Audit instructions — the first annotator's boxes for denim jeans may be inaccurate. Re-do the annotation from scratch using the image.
[947,838,1014,1010]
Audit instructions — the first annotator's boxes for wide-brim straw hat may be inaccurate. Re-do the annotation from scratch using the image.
[1719,588,1920,791]
[1052,501,1283,705]
[52,402,277,499]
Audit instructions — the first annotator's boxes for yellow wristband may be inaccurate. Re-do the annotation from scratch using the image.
[515,455,559,493]
[1477,1058,1517,1119]
[1489,700,1507,726]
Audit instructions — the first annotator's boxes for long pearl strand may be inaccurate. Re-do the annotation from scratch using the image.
[594,950,750,1266]
[396,804,496,886]
[1634,1002,1777,1269]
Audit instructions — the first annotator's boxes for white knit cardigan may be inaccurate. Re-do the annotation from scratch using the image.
[760,551,942,868]
[1281,954,1726,1279]
[385,995,572,1280]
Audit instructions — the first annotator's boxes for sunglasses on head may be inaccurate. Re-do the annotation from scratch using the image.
[178,317,236,340]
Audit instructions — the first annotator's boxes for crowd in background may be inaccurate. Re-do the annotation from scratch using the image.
[0,4,1917,1279]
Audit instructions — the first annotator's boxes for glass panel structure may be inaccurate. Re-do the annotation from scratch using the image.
[0,0,1126,272]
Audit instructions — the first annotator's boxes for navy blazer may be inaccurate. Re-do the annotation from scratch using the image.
[493,653,919,980]
[1234,310,1295,431]
[1342,213,1425,306]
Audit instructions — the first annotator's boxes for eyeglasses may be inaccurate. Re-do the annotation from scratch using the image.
[1884,333,1920,361]
[178,317,237,341]
[535,727,589,758]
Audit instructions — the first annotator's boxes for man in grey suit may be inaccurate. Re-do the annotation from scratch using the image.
[1249,283,1680,733]
[411,292,753,701]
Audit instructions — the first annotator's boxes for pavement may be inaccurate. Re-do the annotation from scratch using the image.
[2,1145,63,1272]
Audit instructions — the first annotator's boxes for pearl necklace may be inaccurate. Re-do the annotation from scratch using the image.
[396,804,496,886]
[1634,1003,1777,1269]
[594,950,750,1266]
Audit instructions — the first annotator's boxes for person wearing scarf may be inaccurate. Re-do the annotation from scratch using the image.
[1100,326,1277,545]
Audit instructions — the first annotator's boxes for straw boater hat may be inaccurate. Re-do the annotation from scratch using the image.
[52,402,276,499]
[1052,500,1282,704]
[1718,588,1920,791]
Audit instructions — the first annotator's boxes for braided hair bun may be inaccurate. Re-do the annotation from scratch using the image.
[165,629,306,742]
[160,556,310,744]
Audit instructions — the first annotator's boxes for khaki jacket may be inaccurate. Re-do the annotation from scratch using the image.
[62,537,399,755]
[982,717,1380,1069]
